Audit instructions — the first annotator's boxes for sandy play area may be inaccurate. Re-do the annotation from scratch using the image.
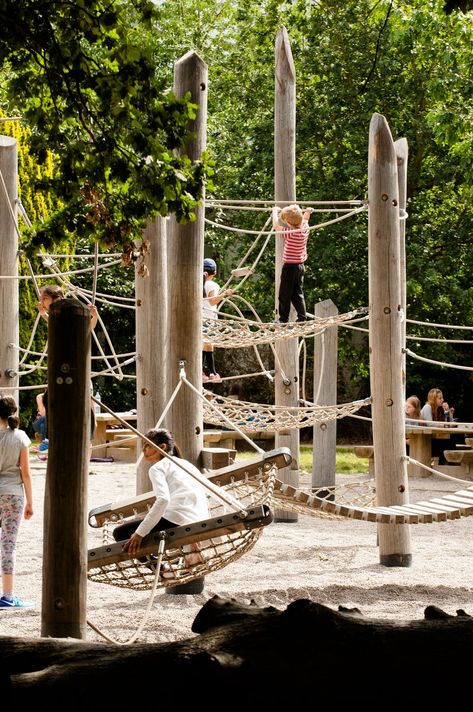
[1,455,473,644]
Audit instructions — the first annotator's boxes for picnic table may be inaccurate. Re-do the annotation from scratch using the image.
[406,423,473,478]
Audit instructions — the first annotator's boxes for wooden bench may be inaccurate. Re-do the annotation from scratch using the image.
[201,447,236,470]
[444,449,473,475]
[353,446,375,477]
[104,428,138,462]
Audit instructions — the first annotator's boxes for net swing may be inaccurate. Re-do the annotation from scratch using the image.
[87,448,291,591]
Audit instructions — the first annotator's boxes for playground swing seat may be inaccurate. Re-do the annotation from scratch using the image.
[87,448,292,591]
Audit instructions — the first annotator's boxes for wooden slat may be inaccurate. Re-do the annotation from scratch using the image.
[88,505,272,569]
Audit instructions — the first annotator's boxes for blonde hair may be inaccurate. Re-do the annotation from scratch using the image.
[280,204,303,227]
[426,388,443,421]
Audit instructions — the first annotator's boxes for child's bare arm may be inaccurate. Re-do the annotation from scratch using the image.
[272,207,282,231]
[302,207,314,221]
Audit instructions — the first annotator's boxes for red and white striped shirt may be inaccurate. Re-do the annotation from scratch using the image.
[282,220,310,263]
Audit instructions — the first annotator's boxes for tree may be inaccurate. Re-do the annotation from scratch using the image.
[0,0,210,257]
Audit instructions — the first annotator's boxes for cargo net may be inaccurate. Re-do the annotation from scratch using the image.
[87,460,276,591]
[203,393,372,432]
[203,306,368,348]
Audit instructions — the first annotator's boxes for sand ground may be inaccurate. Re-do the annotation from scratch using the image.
[1,456,472,644]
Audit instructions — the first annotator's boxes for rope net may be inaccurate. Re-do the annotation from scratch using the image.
[203,307,368,348]
[87,456,278,591]
[203,392,371,432]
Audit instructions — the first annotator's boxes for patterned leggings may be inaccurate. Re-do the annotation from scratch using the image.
[0,494,24,575]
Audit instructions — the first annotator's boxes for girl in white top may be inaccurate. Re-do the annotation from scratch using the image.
[113,429,209,558]
[0,396,33,609]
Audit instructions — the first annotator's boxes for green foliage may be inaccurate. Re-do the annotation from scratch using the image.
[0,0,210,256]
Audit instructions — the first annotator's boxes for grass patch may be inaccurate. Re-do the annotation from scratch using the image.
[237,446,369,475]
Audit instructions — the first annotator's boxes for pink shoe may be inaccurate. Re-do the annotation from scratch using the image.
[209,373,222,383]
[202,373,210,383]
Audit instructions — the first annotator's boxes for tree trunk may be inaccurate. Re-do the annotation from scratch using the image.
[3,597,473,705]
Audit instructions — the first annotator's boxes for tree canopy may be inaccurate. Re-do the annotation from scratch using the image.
[0,0,209,257]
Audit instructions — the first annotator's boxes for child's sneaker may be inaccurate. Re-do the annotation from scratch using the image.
[38,439,49,452]
[209,373,222,383]
[202,372,210,383]
[0,595,34,609]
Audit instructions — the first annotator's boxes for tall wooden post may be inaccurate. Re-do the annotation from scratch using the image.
[167,52,207,466]
[42,299,90,638]
[0,135,19,402]
[312,300,338,491]
[368,113,411,567]
[274,27,299,522]
[136,216,169,493]
[395,138,408,399]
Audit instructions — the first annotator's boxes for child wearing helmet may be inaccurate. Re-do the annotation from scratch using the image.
[202,258,233,383]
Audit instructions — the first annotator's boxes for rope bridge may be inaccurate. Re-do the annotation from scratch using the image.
[203,392,372,432]
[203,307,368,348]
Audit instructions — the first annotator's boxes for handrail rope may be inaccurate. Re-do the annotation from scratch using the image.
[405,347,473,372]
[16,198,32,227]
[300,337,307,403]
[217,295,273,379]
[49,265,125,380]
[213,305,368,330]
[204,204,367,236]
[91,242,99,305]
[346,412,373,422]
[221,293,287,382]
[12,344,136,359]
[71,284,136,304]
[18,312,43,368]
[87,537,165,645]
[0,166,22,241]
[219,215,273,294]
[91,355,137,378]
[405,456,473,485]
[406,335,473,344]
[1,383,49,392]
[205,199,366,206]
[134,378,185,468]
[340,323,473,345]
[217,370,275,381]
[206,204,363,213]
[45,253,123,259]
[1,259,127,282]
[313,331,325,405]
[36,254,136,305]
[180,373,264,455]
[406,318,473,331]
[38,252,124,278]
[92,394,246,512]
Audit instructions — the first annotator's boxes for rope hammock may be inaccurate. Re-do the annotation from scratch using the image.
[87,448,291,591]
[203,307,368,348]
[203,392,372,432]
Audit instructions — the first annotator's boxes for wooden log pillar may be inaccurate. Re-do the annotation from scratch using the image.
[167,51,207,467]
[274,27,299,522]
[395,138,408,399]
[42,299,90,638]
[368,113,411,567]
[312,299,338,491]
[136,216,169,493]
[0,135,19,401]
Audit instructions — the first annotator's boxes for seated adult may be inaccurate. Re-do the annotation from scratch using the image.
[420,388,462,465]
[405,395,424,426]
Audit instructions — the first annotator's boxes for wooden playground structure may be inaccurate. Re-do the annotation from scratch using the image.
[1,29,471,642]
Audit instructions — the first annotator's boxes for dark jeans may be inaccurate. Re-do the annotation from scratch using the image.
[33,415,47,440]
[278,263,307,322]
[113,516,177,543]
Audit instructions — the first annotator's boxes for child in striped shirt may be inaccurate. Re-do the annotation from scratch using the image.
[272,204,314,323]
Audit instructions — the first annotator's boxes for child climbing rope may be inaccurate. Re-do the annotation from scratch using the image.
[272,204,314,323]
[202,258,233,383]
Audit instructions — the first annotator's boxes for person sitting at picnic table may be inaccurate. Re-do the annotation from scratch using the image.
[420,388,463,465]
